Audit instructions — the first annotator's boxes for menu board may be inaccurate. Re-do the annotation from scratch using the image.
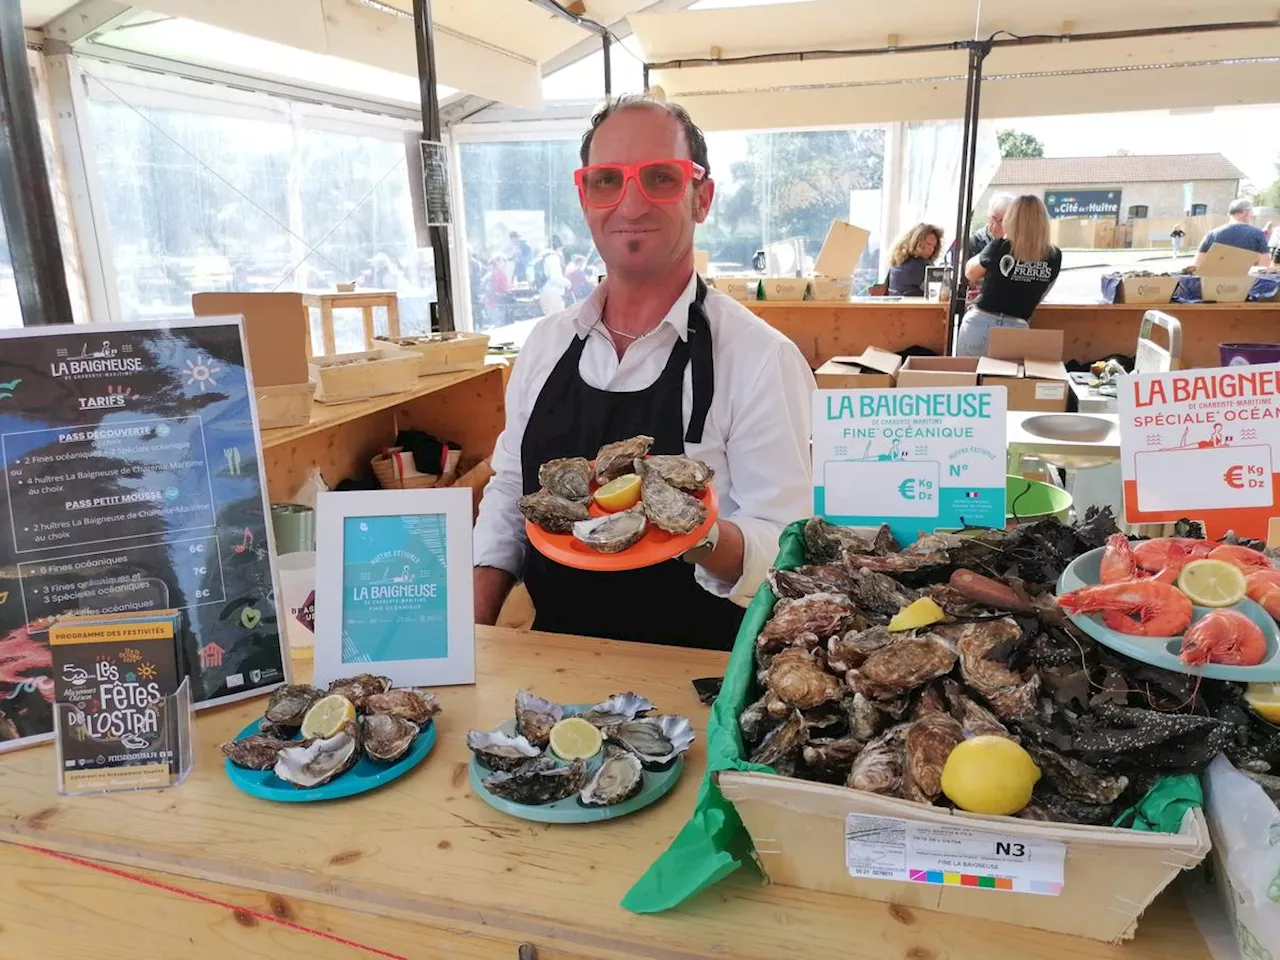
[0,318,287,752]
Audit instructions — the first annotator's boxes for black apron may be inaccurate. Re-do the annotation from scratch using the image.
[521,278,744,650]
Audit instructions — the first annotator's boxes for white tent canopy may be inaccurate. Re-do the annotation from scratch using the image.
[630,0,1280,130]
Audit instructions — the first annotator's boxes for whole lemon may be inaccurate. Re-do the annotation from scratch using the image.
[941,736,1041,816]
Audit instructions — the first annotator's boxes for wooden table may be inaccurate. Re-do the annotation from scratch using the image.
[258,366,505,502]
[0,628,1207,960]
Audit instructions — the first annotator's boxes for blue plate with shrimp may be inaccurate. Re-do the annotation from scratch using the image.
[1057,546,1280,681]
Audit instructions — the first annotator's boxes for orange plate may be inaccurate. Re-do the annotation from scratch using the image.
[526,479,719,572]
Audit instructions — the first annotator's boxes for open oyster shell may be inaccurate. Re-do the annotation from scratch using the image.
[363,688,440,725]
[326,674,392,709]
[640,455,714,492]
[580,744,644,807]
[467,729,542,772]
[519,491,590,533]
[263,684,323,727]
[273,722,359,788]
[361,713,419,764]
[604,715,694,768]
[578,692,655,728]
[483,756,588,804]
[572,512,646,553]
[638,460,707,535]
[221,734,296,770]
[539,457,592,502]
[594,435,653,483]
[515,689,563,748]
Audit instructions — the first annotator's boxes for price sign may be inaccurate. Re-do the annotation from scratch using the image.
[812,387,1007,544]
[1119,362,1280,539]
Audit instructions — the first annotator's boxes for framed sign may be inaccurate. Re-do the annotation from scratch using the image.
[313,488,474,689]
[0,317,288,752]
[420,140,452,227]
[1044,189,1121,220]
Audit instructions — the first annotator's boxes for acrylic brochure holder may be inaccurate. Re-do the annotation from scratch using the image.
[53,678,195,797]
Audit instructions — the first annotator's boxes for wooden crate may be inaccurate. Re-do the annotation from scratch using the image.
[301,289,401,355]
[255,382,315,429]
[307,351,419,404]
[372,332,490,377]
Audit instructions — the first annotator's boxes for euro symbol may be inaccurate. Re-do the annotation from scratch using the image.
[1224,465,1244,490]
[897,479,917,500]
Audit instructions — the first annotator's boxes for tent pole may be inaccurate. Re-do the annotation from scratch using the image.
[603,32,612,98]
[948,40,989,354]
[412,0,456,332]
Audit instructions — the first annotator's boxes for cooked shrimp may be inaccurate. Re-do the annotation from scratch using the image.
[1132,537,1215,572]
[1179,609,1268,666]
[1100,534,1186,585]
[1057,580,1193,637]
[1208,544,1278,574]
[1246,570,1280,621]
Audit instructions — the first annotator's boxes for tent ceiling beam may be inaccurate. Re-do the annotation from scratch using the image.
[42,0,135,46]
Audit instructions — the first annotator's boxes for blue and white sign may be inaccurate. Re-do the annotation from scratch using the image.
[812,387,1007,544]
[314,487,474,688]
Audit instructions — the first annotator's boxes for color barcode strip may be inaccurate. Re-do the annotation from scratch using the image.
[907,871,1016,891]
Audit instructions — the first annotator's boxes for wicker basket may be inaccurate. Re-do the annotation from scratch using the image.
[371,446,462,489]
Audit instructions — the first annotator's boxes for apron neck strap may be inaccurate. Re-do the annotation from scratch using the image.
[685,276,713,445]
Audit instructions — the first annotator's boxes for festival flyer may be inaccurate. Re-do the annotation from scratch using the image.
[0,319,287,752]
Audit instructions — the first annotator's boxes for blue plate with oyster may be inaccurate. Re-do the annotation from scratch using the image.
[467,689,693,823]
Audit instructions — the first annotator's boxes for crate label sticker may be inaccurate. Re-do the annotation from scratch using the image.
[1035,382,1067,401]
[844,814,1065,895]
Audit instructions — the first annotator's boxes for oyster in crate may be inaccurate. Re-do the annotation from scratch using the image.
[638,460,707,535]
[263,684,324,727]
[519,492,590,533]
[466,729,542,772]
[572,512,646,553]
[757,593,858,652]
[804,518,897,563]
[849,631,958,701]
[594,435,654,483]
[578,692,655,728]
[363,688,440,725]
[605,715,695,768]
[221,735,295,771]
[483,756,589,805]
[847,724,909,796]
[749,708,808,772]
[640,455,713,492]
[538,457,592,502]
[515,689,564,748]
[273,722,360,788]
[361,713,419,763]
[802,737,864,780]
[765,648,843,710]
[326,674,392,708]
[579,744,645,807]
[904,713,964,802]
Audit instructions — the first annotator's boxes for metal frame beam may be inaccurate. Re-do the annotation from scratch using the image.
[41,0,135,46]
[413,0,455,332]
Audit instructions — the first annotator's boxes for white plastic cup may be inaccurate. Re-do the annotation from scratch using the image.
[276,551,316,652]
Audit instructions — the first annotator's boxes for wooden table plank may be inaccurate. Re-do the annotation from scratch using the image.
[0,627,1208,960]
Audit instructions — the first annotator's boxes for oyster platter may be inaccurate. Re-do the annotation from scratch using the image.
[222,675,441,802]
[467,689,694,823]
[521,435,718,571]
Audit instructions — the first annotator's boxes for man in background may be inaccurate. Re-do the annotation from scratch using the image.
[1195,198,1271,269]
[536,235,569,316]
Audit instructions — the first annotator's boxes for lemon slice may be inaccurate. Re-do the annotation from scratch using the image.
[594,474,642,512]
[300,694,356,739]
[1178,559,1247,608]
[887,597,947,633]
[548,717,603,760]
[1245,683,1280,723]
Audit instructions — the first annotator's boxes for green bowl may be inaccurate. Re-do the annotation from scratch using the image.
[1006,474,1073,525]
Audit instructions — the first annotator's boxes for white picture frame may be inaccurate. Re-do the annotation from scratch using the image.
[313,487,475,689]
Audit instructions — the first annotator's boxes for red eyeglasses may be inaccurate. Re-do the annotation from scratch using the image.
[574,159,706,209]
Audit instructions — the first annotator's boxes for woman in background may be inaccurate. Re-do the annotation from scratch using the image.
[1170,222,1186,258]
[887,223,944,297]
[958,195,1061,357]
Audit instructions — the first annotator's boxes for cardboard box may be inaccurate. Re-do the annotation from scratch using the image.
[758,277,809,301]
[978,328,1070,412]
[1113,275,1178,304]
[191,292,310,383]
[814,347,902,388]
[1198,243,1260,302]
[808,276,852,301]
[1198,276,1254,303]
[710,276,758,302]
[896,356,979,388]
[813,219,870,279]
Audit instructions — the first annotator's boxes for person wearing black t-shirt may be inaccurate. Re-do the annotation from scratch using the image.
[958,194,1062,357]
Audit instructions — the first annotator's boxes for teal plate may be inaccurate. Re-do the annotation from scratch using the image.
[469,710,685,824]
[225,717,436,802]
[1057,546,1280,681]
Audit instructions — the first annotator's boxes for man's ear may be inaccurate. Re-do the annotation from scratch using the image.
[692,178,715,225]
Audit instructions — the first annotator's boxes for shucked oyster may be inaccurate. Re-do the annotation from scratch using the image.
[578,692,655,728]
[363,689,440,726]
[638,460,707,535]
[466,729,542,772]
[580,744,644,807]
[221,734,297,770]
[638,455,713,492]
[273,722,359,788]
[594,435,653,483]
[264,684,323,727]
[519,491,590,533]
[361,713,419,763]
[515,689,563,748]
[605,715,695,768]
[483,756,588,805]
[326,674,391,709]
[539,457,592,501]
[572,512,646,553]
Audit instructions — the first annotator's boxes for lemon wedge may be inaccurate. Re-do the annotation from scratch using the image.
[594,474,642,512]
[548,717,603,760]
[300,694,356,739]
[1245,683,1280,723]
[887,597,947,633]
[1178,559,1247,608]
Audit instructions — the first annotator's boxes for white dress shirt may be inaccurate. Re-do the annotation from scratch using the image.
[474,272,816,608]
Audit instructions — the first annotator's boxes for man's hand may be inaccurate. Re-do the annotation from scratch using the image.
[474,566,516,626]
[694,519,744,585]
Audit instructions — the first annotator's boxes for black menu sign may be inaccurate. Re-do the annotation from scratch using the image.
[0,319,287,751]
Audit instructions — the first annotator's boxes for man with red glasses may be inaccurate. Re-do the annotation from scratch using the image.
[472,96,815,650]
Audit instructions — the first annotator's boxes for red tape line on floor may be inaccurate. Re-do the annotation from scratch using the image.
[23,844,409,960]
